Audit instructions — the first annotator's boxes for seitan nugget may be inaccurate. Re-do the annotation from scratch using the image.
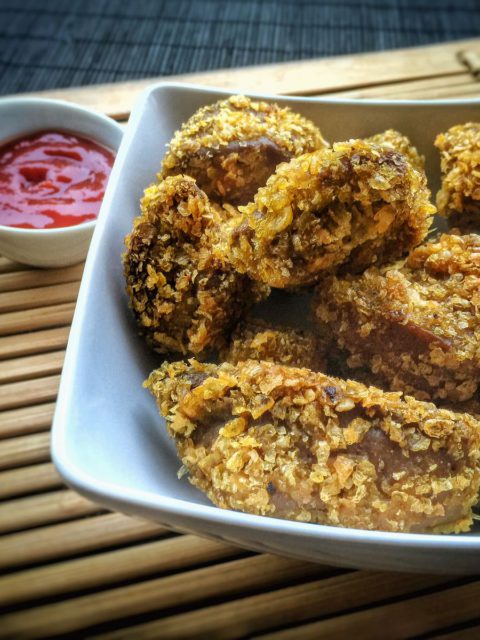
[160,95,327,206]
[146,359,480,534]
[435,122,480,221]
[315,234,480,402]
[224,139,434,288]
[123,175,267,356]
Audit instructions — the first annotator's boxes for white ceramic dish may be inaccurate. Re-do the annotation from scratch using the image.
[52,83,480,574]
[0,98,123,267]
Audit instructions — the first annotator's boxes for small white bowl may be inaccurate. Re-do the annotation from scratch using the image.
[0,98,123,268]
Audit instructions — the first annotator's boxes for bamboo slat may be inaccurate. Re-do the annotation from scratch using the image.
[406,84,480,100]
[0,535,241,608]
[0,402,55,439]
[0,513,167,570]
[333,72,478,99]
[458,50,480,78]
[0,350,64,384]
[0,263,83,293]
[0,489,103,534]
[0,462,62,499]
[95,572,451,640]
[260,581,480,640]
[0,326,70,360]
[1,555,331,639]
[338,82,480,101]
[0,432,50,470]
[433,625,480,640]
[0,375,60,411]
[0,257,25,274]
[0,281,80,314]
[0,302,75,336]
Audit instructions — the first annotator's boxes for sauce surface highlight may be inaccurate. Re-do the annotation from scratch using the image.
[0,130,115,229]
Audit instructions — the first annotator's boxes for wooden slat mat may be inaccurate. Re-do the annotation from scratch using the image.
[2,39,480,638]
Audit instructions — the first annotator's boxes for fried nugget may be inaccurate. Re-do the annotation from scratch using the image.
[146,359,480,534]
[315,234,480,402]
[160,95,327,206]
[367,129,424,173]
[224,139,435,288]
[123,175,268,356]
[435,123,480,227]
[220,318,326,370]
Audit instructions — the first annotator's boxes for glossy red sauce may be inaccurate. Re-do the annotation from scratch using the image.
[0,130,115,229]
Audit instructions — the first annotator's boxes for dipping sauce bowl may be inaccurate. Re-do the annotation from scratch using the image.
[0,98,123,267]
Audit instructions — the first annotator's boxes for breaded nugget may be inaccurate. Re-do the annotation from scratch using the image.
[160,95,327,206]
[435,123,480,224]
[146,359,480,534]
[367,129,424,172]
[123,175,267,356]
[224,139,435,288]
[220,318,326,370]
[315,234,480,402]
[436,122,480,234]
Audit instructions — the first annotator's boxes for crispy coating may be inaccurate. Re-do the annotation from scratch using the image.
[146,359,480,534]
[367,129,424,173]
[160,95,327,206]
[315,234,480,402]
[223,139,435,288]
[220,318,327,370]
[435,123,480,222]
[123,175,268,356]
[442,397,480,421]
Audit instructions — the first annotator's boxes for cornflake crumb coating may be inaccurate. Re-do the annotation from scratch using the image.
[435,123,480,220]
[367,129,424,173]
[220,318,327,371]
[442,397,480,421]
[224,139,435,288]
[123,175,268,356]
[146,359,480,534]
[315,233,480,402]
[160,95,327,206]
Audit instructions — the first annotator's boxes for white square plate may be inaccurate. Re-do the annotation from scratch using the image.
[52,83,480,574]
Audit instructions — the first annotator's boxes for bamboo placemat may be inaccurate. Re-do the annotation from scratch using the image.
[2,39,480,639]
[3,0,480,97]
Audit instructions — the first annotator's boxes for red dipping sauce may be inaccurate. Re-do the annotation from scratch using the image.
[0,130,115,229]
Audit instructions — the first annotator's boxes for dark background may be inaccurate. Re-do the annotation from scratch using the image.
[1,0,480,95]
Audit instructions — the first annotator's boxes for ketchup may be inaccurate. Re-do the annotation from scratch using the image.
[0,130,115,229]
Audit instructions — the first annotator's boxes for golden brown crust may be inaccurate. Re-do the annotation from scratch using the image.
[220,318,327,370]
[367,129,424,173]
[160,95,327,206]
[441,397,480,421]
[146,359,480,534]
[314,233,480,402]
[223,139,435,288]
[123,175,268,356]
[435,123,480,222]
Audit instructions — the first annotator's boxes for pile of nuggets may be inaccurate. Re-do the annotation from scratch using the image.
[123,94,480,534]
